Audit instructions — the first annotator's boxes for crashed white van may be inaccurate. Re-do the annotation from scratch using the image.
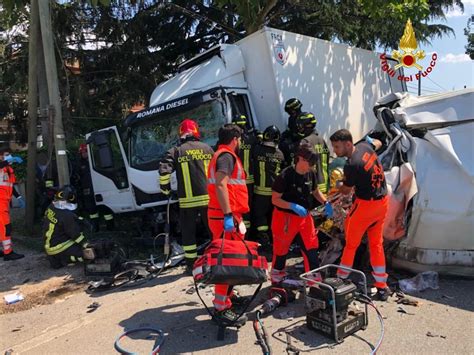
[371,88,474,277]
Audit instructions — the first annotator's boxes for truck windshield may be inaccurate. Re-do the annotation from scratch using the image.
[130,99,226,170]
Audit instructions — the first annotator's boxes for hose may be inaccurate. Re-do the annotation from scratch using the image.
[253,310,272,355]
[114,327,165,355]
[89,198,173,292]
[356,294,385,355]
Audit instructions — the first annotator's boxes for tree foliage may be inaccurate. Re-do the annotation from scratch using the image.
[0,0,465,144]
[466,15,474,60]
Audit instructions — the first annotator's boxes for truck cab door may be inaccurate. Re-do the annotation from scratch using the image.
[86,127,135,213]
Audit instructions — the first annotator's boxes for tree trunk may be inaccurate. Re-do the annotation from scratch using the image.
[25,0,40,231]
[38,0,70,186]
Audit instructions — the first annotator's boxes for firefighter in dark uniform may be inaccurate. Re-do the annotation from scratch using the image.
[77,144,114,231]
[330,129,391,300]
[271,143,333,285]
[232,114,257,230]
[251,125,284,245]
[296,112,330,196]
[159,119,214,274]
[279,98,303,168]
[43,185,88,269]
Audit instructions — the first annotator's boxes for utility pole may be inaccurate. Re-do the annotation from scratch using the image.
[25,0,40,230]
[38,0,70,186]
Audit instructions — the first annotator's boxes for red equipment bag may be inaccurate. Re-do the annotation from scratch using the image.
[193,234,268,285]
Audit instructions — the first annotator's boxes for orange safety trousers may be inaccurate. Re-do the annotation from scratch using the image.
[208,212,244,311]
[0,199,12,254]
[338,196,389,288]
[271,208,319,283]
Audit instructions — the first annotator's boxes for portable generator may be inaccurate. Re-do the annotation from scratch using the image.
[83,240,125,282]
[300,264,368,343]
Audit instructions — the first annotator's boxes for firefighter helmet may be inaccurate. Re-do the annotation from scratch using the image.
[232,114,247,127]
[179,118,200,139]
[284,98,303,114]
[295,112,317,136]
[263,125,281,143]
[54,185,77,204]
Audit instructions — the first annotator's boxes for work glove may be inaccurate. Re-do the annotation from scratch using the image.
[12,156,23,164]
[324,201,334,218]
[290,203,308,217]
[17,196,25,209]
[223,214,235,232]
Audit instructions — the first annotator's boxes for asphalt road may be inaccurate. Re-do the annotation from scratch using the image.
[1,265,473,355]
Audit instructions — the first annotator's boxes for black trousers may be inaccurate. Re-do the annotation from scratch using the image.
[180,206,209,266]
[47,244,84,269]
[252,194,273,233]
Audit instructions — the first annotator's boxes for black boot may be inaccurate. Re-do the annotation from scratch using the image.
[185,258,196,276]
[4,251,25,261]
[214,308,248,327]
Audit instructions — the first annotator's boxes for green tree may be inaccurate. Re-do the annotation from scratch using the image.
[465,15,474,60]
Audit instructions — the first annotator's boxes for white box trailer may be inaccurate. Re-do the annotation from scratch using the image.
[86,26,405,213]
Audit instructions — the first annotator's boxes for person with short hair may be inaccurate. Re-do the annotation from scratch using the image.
[329,129,391,301]
[206,123,249,326]
[270,143,333,286]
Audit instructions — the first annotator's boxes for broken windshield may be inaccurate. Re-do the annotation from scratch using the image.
[129,99,226,170]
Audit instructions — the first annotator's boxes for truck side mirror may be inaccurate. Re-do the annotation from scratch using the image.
[88,131,114,169]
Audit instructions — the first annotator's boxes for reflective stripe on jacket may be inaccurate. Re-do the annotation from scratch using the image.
[207,145,249,215]
[159,139,214,209]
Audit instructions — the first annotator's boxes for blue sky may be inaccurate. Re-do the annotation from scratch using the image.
[409,0,474,94]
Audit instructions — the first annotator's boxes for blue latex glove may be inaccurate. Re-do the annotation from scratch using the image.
[4,155,13,164]
[325,201,334,218]
[290,203,308,217]
[365,135,375,146]
[17,196,25,209]
[223,214,235,232]
[14,156,23,164]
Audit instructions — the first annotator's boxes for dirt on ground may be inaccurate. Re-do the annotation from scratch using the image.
[0,245,86,314]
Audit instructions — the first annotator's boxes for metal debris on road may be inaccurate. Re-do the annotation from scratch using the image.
[397,306,415,315]
[426,331,447,339]
[396,294,421,307]
[87,302,101,313]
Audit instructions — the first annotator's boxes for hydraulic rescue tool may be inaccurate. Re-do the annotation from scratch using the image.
[254,287,296,355]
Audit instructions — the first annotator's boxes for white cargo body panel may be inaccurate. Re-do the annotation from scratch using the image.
[239,27,404,141]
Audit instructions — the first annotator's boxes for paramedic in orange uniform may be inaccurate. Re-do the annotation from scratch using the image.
[207,124,249,326]
[329,129,391,301]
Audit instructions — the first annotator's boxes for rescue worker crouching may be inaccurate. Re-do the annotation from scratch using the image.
[158,119,214,275]
[251,125,284,247]
[270,143,333,286]
[329,129,391,301]
[43,186,91,269]
[76,144,114,232]
[207,124,249,326]
[0,149,25,261]
[231,114,257,231]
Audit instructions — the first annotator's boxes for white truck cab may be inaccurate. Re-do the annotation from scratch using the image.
[86,27,404,213]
